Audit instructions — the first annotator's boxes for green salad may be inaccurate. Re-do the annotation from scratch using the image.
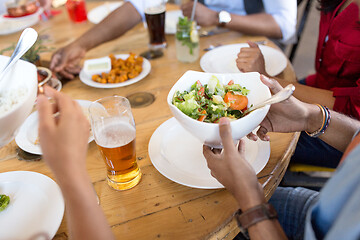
[0,194,10,212]
[172,76,250,123]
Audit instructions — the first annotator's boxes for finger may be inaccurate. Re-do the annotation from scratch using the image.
[51,53,67,72]
[257,126,270,141]
[50,52,61,70]
[59,69,75,79]
[247,41,259,48]
[218,118,236,153]
[237,139,246,156]
[212,148,222,154]
[203,145,215,160]
[246,132,258,141]
[43,86,74,116]
[37,94,55,131]
[260,75,283,94]
[66,65,82,74]
[65,66,81,75]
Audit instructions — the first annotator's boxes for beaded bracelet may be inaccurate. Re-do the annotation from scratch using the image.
[306,104,331,138]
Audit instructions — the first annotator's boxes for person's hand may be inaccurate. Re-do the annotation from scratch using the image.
[203,118,265,210]
[249,75,320,141]
[181,1,218,26]
[236,41,267,75]
[37,86,90,180]
[38,0,52,11]
[50,43,86,79]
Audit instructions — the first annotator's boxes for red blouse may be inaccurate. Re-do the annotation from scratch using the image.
[305,1,360,120]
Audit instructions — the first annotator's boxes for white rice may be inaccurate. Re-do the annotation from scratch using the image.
[0,87,28,117]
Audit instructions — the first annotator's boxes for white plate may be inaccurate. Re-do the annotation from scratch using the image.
[15,100,94,155]
[165,10,183,34]
[87,2,124,24]
[0,8,43,35]
[79,54,151,89]
[148,118,270,189]
[200,43,288,77]
[0,171,64,239]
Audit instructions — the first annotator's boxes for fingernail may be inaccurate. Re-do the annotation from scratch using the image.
[261,74,269,80]
[219,117,229,125]
[261,75,272,83]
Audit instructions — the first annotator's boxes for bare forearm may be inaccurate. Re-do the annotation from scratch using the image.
[274,77,336,108]
[305,104,360,152]
[227,13,282,39]
[56,170,115,240]
[75,2,142,50]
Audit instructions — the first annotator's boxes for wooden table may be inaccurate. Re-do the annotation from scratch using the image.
[0,3,299,239]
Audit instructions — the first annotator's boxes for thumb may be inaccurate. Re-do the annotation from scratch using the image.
[50,51,67,72]
[247,41,259,49]
[260,75,283,94]
[219,118,236,152]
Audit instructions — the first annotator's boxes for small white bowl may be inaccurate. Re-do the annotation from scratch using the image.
[83,57,111,76]
[167,70,271,148]
[0,55,37,147]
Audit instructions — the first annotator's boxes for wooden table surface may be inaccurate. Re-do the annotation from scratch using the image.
[0,3,299,240]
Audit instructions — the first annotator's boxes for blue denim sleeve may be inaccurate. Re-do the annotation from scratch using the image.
[304,145,360,240]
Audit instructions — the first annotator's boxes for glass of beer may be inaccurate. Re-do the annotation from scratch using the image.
[141,0,167,59]
[89,96,141,191]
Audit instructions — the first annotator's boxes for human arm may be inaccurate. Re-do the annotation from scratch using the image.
[236,42,336,108]
[203,118,287,240]
[181,0,296,41]
[37,87,115,240]
[50,1,142,79]
[255,75,360,152]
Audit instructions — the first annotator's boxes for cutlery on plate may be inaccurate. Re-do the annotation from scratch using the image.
[199,27,229,37]
[203,44,223,51]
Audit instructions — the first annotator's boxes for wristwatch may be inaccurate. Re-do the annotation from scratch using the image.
[235,203,278,239]
[218,10,231,27]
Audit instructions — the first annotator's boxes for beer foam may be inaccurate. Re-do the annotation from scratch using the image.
[96,121,135,148]
[144,5,166,15]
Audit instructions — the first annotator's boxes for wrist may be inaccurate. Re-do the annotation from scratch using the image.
[55,169,91,192]
[306,104,324,133]
[234,183,266,211]
[74,37,91,51]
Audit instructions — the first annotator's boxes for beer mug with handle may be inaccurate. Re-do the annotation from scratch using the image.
[89,96,141,191]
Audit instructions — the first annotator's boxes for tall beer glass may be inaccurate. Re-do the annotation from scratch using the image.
[89,96,141,190]
[141,0,166,59]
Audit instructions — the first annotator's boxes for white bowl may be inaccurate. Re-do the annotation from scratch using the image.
[167,70,271,148]
[0,55,37,147]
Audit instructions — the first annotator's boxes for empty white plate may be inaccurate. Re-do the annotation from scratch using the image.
[148,118,270,189]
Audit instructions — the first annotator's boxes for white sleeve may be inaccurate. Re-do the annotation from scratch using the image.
[262,0,297,44]
[126,0,145,20]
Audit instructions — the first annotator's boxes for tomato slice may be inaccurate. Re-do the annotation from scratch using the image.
[224,92,248,111]
[198,87,205,96]
[198,110,207,122]
[227,80,234,85]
